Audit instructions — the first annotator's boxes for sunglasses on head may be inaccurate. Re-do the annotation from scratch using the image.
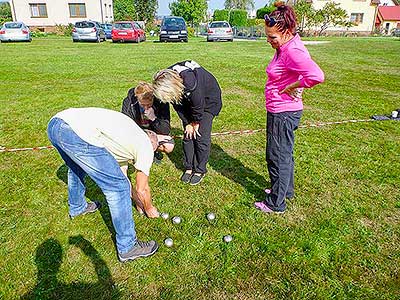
[264,14,279,27]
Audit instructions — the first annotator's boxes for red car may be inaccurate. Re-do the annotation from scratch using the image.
[112,21,146,43]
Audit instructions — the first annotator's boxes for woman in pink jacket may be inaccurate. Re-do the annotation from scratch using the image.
[254,2,324,213]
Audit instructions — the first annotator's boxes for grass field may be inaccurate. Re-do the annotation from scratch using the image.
[0,36,399,299]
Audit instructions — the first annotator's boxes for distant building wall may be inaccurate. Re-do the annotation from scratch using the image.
[11,0,114,27]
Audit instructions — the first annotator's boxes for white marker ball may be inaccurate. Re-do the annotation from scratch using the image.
[223,235,233,243]
[172,216,181,224]
[207,212,216,221]
[391,111,398,118]
[164,238,173,247]
[161,212,169,220]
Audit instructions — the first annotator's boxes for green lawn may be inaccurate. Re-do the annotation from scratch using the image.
[0,36,399,299]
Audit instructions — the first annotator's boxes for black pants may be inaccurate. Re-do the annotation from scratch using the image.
[182,112,214,174]
[265,110,302,212]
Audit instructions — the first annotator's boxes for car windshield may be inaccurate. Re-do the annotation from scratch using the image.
[164,18,185,27]
[114,23,133,29]
[75,22,95,28]
[210,22,229,28]
[5,23,23,29]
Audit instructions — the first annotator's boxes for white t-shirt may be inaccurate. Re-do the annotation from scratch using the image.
[53,107,153,176]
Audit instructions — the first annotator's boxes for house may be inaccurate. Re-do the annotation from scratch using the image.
[311,0,381,35]
[9,0,114,31]
[375,5,400,33]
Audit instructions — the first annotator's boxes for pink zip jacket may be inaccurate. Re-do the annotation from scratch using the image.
[265,34,324,113]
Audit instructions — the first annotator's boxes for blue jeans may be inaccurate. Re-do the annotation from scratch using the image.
[265,110,302,212]
[47,118,136,254]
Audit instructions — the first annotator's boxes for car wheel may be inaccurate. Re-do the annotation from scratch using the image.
[73,39,78,43]
[183,39,188,43]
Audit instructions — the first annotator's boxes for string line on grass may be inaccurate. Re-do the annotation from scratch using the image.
[0,118,382,153]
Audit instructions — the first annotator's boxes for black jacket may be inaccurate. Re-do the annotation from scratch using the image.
[121,87,171,135]
[169,61,222,127]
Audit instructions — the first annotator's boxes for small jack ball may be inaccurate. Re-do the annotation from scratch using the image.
[172,216,181,224]
[164,238,173,247]
[207,212,216,221]
[223,235,233,243]
[161,212,169,220]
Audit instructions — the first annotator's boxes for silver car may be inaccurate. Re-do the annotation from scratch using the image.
[72,21,106,43]
[207,21,233,42]
[0,22,31,42]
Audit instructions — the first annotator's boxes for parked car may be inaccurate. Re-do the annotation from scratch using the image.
[72,21,106,43]
[392,28,400,37]
[159,16,188,42]
[112,21,146,43]
[101,23,113,39]
[207,21,233,42]
[0,22,31,42]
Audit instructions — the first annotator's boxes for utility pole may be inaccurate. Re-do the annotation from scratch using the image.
[10,0,17,21]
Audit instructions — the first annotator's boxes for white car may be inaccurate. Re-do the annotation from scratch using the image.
[207,21,233,42]
[0,22,31,42]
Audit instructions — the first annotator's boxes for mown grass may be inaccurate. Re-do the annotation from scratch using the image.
[0,36,399,299]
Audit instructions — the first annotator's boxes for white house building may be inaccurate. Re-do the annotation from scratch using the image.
[9,0,113,30]
[311,0,380,34]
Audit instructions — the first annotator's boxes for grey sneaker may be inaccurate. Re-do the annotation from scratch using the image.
[118,240,159,262]
[69,201,101,219]
[189,173,205,185]
[180,171,193,183]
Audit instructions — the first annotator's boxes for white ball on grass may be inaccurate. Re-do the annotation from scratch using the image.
[164,238,173,247]
[223,235,233,243]
[172,216,181,224]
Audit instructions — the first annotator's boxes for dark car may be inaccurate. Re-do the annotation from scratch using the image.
[72,21,106,42]
[101,23,112,39]
[392,28,400,37]
[159,16,188,42]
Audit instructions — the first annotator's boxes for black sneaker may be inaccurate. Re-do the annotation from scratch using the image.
[189,173,205,185]
[69,201,101,219]
[118,240,159,262]
[180,171,193,183]
[153,152,163,164]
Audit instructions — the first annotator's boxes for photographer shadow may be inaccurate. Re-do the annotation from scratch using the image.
[21,236,121,300]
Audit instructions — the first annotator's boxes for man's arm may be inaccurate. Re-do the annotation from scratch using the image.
[134,171,159,218]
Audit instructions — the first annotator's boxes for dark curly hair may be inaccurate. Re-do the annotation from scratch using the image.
[265,1,297,35]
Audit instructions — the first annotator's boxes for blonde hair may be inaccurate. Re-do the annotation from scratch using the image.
[134,82,154,106]
[152,69,184,104]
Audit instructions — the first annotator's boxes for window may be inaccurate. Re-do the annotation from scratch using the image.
[350,13,364,24]
[69,3,86,18]
[30,3,47,18]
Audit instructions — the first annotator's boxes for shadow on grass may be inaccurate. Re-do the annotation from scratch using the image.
[21,235,120,300]
[208,143,267,202]
[56,165,117,250]
[166,140,267,202]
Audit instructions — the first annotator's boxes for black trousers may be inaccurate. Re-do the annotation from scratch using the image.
[182,112,214,174]
[265,110,302,212]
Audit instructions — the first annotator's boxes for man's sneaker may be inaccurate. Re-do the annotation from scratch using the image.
[69,201,101,219]
[118,240,159,262]
[190,173,205,186]
[180,171,193,183]
[153,152,163,164]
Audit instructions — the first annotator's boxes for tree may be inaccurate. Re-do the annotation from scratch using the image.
[213,9,229,22]
[113,0,135,21]
[169,0,207,27]
[256,4,276,20]
[224,0,254,10]
[293,0,316,35]
[0,2,12,24]
[315,2,350,36]
[133,0,157,25]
